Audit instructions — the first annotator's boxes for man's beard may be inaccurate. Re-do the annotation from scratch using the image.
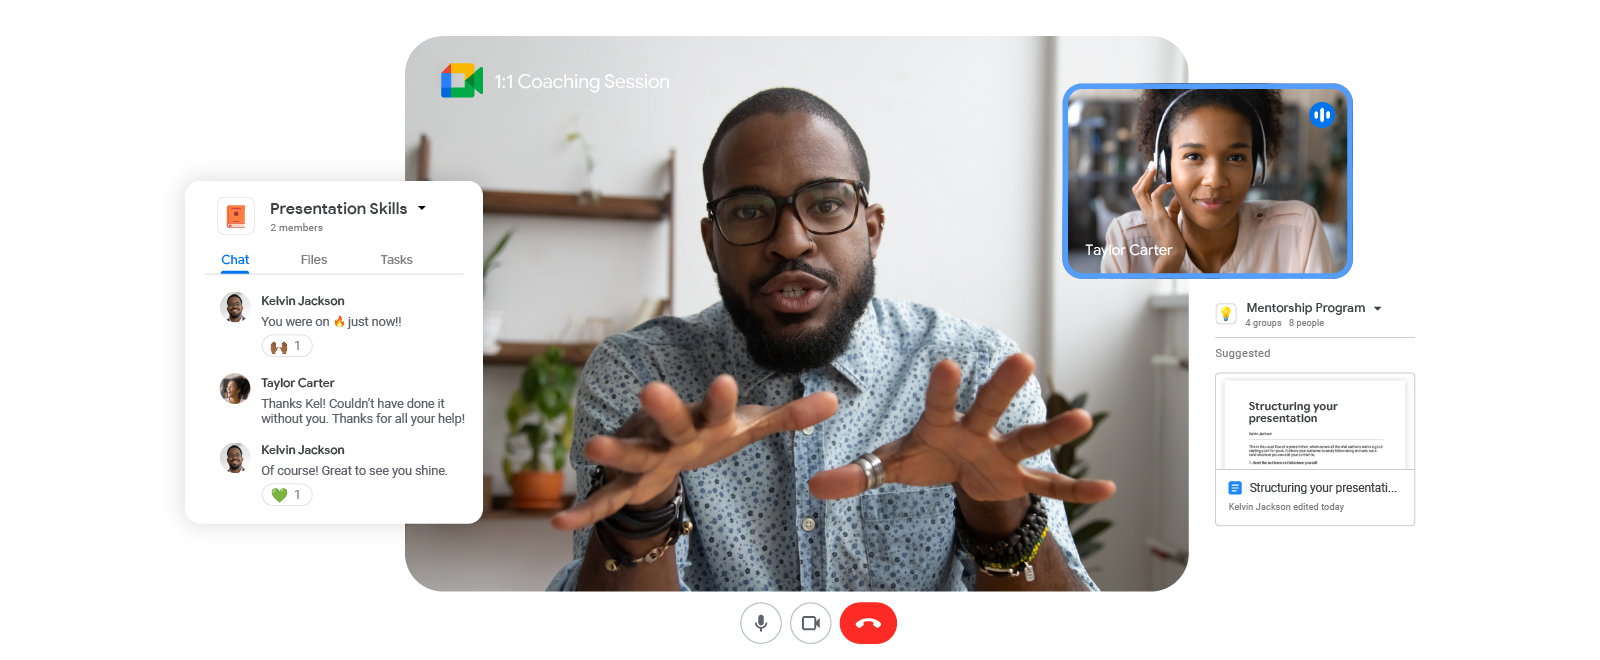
[720,259,874,374]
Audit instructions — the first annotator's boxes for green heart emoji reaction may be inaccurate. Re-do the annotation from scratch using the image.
[271,487,288,502]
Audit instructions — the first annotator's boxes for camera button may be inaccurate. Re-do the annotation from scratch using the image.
[790,602,830,644]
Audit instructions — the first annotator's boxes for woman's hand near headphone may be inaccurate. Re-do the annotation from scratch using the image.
[1133,160,1186,273]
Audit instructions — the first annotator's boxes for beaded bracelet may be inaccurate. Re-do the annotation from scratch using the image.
[954,493,1049,581]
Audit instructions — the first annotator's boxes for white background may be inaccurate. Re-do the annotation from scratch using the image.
[1,1,1594,656]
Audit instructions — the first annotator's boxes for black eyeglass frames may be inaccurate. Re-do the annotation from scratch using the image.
[706,178,866,246]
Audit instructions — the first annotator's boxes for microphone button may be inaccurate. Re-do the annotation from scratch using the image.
[741,602,781,644]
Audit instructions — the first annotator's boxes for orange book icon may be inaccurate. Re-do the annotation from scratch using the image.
[227,205,246,228]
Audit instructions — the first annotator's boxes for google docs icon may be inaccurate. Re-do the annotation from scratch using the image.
[1228,481,1242,495]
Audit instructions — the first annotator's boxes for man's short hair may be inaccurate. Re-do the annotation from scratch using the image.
[227,294,242,304]
[227,445,242,455]
[701,88,870,201]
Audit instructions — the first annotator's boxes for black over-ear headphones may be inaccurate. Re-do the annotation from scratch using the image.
[1153,89,1268,186]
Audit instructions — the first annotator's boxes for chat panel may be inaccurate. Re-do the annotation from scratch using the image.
[184,181,482,524]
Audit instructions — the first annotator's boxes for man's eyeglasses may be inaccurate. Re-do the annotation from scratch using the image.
[706,178,865,246]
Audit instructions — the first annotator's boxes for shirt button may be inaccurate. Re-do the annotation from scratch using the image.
[802,426,815,435]
[802,517,816,531]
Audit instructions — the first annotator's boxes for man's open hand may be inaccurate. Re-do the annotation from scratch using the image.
[551,375,838,531]
[807,354,1115,503]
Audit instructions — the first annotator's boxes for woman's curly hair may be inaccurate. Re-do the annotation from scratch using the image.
[220,374,251,401]
[1135,89,1285,163]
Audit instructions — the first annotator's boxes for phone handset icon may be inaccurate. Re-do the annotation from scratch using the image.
[855,618,882,629]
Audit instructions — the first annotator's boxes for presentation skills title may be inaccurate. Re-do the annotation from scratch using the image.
[269,202,408,215]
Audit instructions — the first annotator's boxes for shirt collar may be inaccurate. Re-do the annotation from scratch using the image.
[707,303,778,391]
[710,298,882,394]
[828,298,882,393]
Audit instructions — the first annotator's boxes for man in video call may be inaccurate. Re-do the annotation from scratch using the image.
[226,445,244,473]
[548,88,1115,591]
[226,294,245,323]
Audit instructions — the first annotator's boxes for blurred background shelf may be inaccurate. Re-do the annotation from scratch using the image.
[417,134,677,315]
[477,495,578,520]
[482,190,667,220]
[484,342,595,366]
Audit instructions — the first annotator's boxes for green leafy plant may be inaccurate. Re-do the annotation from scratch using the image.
[503,347,578,484]
[483,229,513,296]
[1044,379,1112,559]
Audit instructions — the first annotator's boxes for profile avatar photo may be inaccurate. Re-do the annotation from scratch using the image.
[221,292,246,323]
[224,444,245,473]
[219,373,250,405]
[1065,85,1350,276]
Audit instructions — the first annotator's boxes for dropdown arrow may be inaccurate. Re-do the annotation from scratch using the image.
[417,205,426,210]
[1374,306,1381,310]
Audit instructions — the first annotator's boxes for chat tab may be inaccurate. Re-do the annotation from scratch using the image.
[184,181,483,524]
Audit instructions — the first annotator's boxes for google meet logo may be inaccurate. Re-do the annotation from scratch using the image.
[440,63,484,98]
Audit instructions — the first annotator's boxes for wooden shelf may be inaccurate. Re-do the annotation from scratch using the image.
[415,134,676,316]
[477,494,578,520]
[482,190,667,221]
[484,342,595,366]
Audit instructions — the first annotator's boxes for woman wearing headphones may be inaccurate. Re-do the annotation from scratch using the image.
[1101,89,1333,274]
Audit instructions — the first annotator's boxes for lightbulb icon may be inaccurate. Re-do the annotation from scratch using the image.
[1221,306,1231,321]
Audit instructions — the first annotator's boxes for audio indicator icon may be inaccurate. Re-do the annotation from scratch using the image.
[1309,102,1336,128]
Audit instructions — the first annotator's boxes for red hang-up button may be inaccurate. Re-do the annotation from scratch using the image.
[840,602,897,644]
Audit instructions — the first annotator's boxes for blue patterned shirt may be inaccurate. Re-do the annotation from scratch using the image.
[546,298,1097,591]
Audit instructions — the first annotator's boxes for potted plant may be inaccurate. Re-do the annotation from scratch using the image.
[505,346,578,509]
[1043,380,1113,559]
[567,123,601,204]
[482,229,513,355]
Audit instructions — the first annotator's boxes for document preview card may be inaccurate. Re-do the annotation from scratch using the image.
[1215,373,1415,525]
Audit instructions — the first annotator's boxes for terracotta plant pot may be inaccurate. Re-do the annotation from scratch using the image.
[511,470,564,510]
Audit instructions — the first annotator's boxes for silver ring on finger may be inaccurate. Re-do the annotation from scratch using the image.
[851,453,887,491]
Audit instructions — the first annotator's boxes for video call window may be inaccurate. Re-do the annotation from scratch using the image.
[404,36,1190,594]
[1062,84,1351,278]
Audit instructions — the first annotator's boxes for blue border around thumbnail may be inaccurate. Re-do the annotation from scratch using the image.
[1061,83,1352,279]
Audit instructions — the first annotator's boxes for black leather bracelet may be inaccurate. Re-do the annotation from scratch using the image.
[587,466,694,570]
[589,466,685,538]
[954,493,1049,581]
